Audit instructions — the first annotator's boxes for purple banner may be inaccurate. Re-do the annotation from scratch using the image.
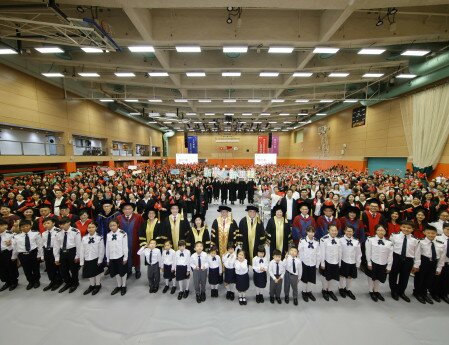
[269,135,279,154]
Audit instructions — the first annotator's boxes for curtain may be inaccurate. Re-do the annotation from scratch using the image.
[400,83,449,174]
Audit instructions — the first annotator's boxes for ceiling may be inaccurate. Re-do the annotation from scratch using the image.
[0,0,449,134]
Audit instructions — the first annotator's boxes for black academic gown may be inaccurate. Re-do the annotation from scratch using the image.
[210,218,239,255]
[220,182,229,202]
[138,219,162,248]
[186,226,211,253]
[228,181,237,202]
[159,216,191,250]
[238,216,266,259]
[237,181,247,201]
[265,217,292,259]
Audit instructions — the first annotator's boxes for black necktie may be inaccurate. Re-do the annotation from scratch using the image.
[251,218,254,227]
[292,258,296,273]
[331,239,337,245]
[88,237,95,244]
[198,255,201,268]
[378,240,384,245]
[149,250,153,264]
[431,242,437,261]
[276,262,279,276]
[62,232,67,250]
[259,258,263,264]
[346,239,353,246]
[180,252,184,257]
[112,234,117,241]
[166,250,169,255]
[401,235,407,259]
[25,233,31,251]
[47,231,51,248]
[446,239,449,258]
[308,242,314,249]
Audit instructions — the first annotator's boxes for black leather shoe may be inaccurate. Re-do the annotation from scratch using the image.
[170,286,177,294]
[414,293,426,304]
[430,294,441,303]
[229,291,235,301]
[400,293,411,303]
[260,295,264,303]
[369,292,378,302]
[339,288,347,298]
[391,292,399,301]
[111,287,121,295]
[270,296,275,304]
[177,291,183,300]
[284,296,289,304]
[8,283,17,291]
[376,292,385,302]
[59,284,70,293]
[153,287,159,294]
[51,281,62,291]
[322,290,329,301]
[302,292,309,302]
[69,284,78,293]
[328,291,338,301]
[346,290,356,300]
[293,298,298,306]
[196,294,202,303]
[423,294,433,304]
[43,282,53,291]
[239,297,243,305]
[276,297,282,304]
[0,283,10,292]
[256,294,260,303]
[162,285,169,293]
[83,285,95,295]
[183,290,189,299]
[92,285,101,295]
[441,295,449,304]
[201,292,206,301]
[135,271,141,279]
[226,291,231,300]
[308,292,316,301]
[33,281,40,289]
[121,287,127,296]
[242,297,247,305]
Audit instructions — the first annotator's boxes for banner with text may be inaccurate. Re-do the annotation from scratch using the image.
[257,135,268,153]
[268,135,279,154]
[187,136,198,153]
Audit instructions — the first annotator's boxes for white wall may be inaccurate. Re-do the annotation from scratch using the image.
[0,128,61,155]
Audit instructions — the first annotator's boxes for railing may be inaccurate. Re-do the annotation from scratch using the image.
[111,149,133,156]
[0,140,65,156]
[73,145,107,156]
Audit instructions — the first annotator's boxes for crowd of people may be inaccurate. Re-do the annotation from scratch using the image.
[0,163,448,306]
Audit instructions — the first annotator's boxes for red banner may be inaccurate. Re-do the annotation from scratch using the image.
[258,135,268,153]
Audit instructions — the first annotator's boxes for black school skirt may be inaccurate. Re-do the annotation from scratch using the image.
[301,263,317,284]
[340,261,357,279]
[109,256,127,278]
[208,267,220,285]
[236,273,250,292]
[83,259,103,278]
[253,270,267,288]
[366,262,388,283]
[224,267,236,284]
[320,261,340,281]
[175,265,188,281]
[163,264,174,280]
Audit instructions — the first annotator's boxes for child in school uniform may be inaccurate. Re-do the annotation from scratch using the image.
[0,219,18,291]
[338,225,362,300]
[252,244,268,303]
[435,222,449,304]
[235,249,250,305]
[161,240,176,294]
[12,219,42,290]
[365,224,393,302]
[137,239,162,293]
[106,219,128,296]
[413,225,446,304]
[388,220,420,302]
[80,221,104,295]
[284,246,302,305]
[269,249,286,304]
[190,241,209,303]
[298,226,320,302]
[320,224,342,301]
[207,246,222,298]
[174,240,191,300]
[41,217,62,292]
[223,242,237,301]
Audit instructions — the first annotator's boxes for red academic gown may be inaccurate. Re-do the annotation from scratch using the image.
[117,213,144,270]
[292,214,316,245]
[75,219,92,237]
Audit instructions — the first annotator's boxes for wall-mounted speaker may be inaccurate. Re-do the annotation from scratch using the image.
[268,132,272,148]
[184,132,188,148]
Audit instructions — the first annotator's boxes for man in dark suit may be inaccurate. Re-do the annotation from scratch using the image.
[280,189,298,225]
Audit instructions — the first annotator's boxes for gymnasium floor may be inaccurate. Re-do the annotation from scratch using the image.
[1,204,448,345]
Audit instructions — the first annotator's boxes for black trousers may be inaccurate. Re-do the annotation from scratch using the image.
[18,249,40,284]
[44,248,61,283]
[389,253,413,295]
[434,263,449,297]
[414,256,437,296]
[0,250,18,285]
[59,248,79,285]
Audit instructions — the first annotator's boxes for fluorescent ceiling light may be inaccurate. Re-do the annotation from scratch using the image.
[148,72,169,77]
[223,99,236,103]
[124,99,139,102]
[260,72,279,77]
[174,99,188,103]
[149,112,160,117]
[193,121,202,124]
[81,47,104,53]
[320,99,333,103]
[313,47,339,54]
[148,121,157,124]
[397,73,417,79]
[363,73,384,78]
[295,99,309,103]
[166,112,176,116]
[0,48,17,55]
[223,46,248,53]
[78,72,100,77]
[163,121,172,124]
[115,72,135,77]
[268,121,277,124]
[343,99,358,103]
[283,121,292,124]
[268,46,294,54]
[329,72,349,77]
[358,48,385,55]
[242,113,252,116]
[293,72,313,77]
[128,46,155,52]
[248,99,261,103]
[238,121,247,124]
[198,99,212,103]
[148,99,162,103]
[224,113,234,116]
[222,71,241,77]
[129,112,141,115]
[35,47,63,53]
[271,99,285,103]
[186,112,197,116]
[99,99,114,102]
[41,72,64,77]
[186,72,206,77]
[208,121,216,124]
[279,113,290,116]
[176,45,201,53]
[298,112,308,115]
[254,121,262,124]
[316,113,327,115]
[401,50,430,57]
[205,113,215,116]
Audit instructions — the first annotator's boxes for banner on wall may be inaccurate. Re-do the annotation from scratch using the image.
[268,135,279,154]
[257,135,268,153]
[187,136,198,153]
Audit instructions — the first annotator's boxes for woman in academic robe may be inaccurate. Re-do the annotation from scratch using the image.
[138,208,162,249]
[186,214,211,253]
[237,179,247,204]
[195,185,209,217]
[265,205,292,259]
[228,180,238,205]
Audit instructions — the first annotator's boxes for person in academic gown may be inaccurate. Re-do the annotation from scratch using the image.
[96,200,120,247]
[247,180,256,204]
[186,214,211,253]
[265,205,292,259]
[338,206,365,242]
[158,203,191,251]
[228,180,238,205]
[210,205,239,258]
[138,208,161,248]
[220,181,229,205]
[238,205,266,260]
[237,179,247,205]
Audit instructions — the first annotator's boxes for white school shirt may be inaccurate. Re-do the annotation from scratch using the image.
[190,251,209,270]
[365,236,393,270]
[54,227,81,261]
[0,230,14,251]
[389,232,421,268]
[418,237,446,274]
[268,259,286,280]
[208,254,223,274]
[286,197,294,220]
[234,259,248,275]
[12,231,43,260]
[436,233,449,266]
[105,230,128,262]
[80,233,104,265]
[429,219,445,235]
[283,255,302,276]
[41,226,59,249]
[162,248,176,267]
[222,252,237,269]
[299,237,320,267]
[137,247,162,267]
[320,235,342,266]
[174,249,191,271]
[339,236,362,267]
[252,256,268,273]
